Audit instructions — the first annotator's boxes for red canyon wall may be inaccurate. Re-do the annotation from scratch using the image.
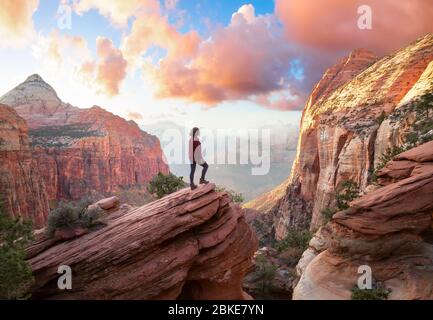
[0,104,49,226]
[268,35,433,238]
[0,75,168,226]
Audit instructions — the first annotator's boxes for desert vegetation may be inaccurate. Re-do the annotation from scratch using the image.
[29,124,104,148]
[45,198,104,237]
[251,255,278,296]
[146,172,186,199]
[351,282,391,300]
[321,180,360,223]
[0,202,34,299]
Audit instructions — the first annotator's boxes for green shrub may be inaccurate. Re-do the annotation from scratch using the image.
[336,180,360,210]
[0,202,34,299]
[79,207,104,229]
[253,255,278,295]
[376,146,407,171]
[147,172,186,199]
[414,92,433,119]
[418,119,433,135]
[351,284,391,300]
[322,207,337,223]
[45,198,103,237]
[215,187,244,204]
[405,131,419,146]
[421,132,433,143]
[275,229,312,254]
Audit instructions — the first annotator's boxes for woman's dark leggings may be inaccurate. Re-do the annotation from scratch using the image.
[190,162,208,184]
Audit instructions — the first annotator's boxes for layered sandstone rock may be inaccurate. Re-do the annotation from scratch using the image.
[0,104,49,227]
[293,141,433,300]
[376,140,433,185]
[26,184,258,300]
[269,34,433,238]
[0,75,168,220]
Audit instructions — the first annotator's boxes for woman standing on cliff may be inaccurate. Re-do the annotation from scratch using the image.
[189,127,209,190]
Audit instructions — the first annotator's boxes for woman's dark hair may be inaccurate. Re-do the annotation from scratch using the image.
[191,127,199,138]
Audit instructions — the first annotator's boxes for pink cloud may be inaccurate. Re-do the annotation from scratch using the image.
[275,0,433,55]
[80,37,127,97]
[253,88,307,111]
[35,31,90,65]
[95,37,127,96]
[0,0,39,48]
[144,5,298,108]
[122,12,200,66]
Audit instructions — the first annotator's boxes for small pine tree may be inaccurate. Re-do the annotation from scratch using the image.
[275,229,312,254]
[376,146,407,171]
[253,255,277,295]
[416,92,433,119]
[147,172,186,199]
[336,180,360,210]
[0,202,34,299]
[322,207,337,223]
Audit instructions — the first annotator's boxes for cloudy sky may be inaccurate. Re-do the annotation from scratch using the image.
[0,0,432,129]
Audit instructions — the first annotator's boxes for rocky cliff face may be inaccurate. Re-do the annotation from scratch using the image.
[0,75,169,221]
[294,141,433,300]
[26,184,258,300]
[0,104,49,226]
[271,35,433,239]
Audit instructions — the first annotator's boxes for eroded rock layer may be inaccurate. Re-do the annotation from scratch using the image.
[27,184,258,300]
[294,141,433,300]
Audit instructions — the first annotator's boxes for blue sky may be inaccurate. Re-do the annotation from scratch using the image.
[33,1,276,51]
[2,1,429,131]
[0,0,304,131]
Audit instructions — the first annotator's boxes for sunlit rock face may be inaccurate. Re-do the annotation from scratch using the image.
[0,75,169,225]
[271,34,433,238]
[0,104,49,227]
[293,141,433,300]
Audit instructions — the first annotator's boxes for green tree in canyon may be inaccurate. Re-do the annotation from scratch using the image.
[0,203,34,299]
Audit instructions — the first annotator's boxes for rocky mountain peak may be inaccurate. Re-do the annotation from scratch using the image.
[24,74,45,83]
[0,74,62,120]
[347,48,377,60]
[1,74,60,103]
